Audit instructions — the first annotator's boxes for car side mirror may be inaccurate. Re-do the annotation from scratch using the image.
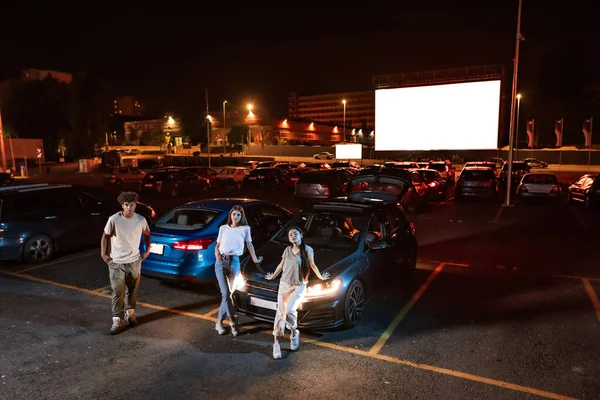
[368,239,388,250]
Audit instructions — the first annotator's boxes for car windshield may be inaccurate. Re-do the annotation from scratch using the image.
[154,208,220,231]
[522,174,558,184]
[461,170,495,181]
[418,170,440,180]
[273,212,365,251]
[218,168,238,175]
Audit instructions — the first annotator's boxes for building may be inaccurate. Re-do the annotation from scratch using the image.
[257,118,374,146]
[124,116,182,146]
[113,96,144,116]
[288,91,375,130]
[21,68,72,84]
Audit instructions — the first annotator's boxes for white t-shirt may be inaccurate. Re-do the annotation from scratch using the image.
[217,224,252,256]
[104,212,149,264]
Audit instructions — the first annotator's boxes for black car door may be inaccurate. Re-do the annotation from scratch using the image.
[383,203,416,271]
[243,205,268,247]
[362,210,389,288]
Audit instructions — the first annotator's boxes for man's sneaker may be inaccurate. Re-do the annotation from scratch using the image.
[273,342,282,359]
[110,317,125,335]
[290,330,300,351]
[125,309,137,326]
[231,323,240,337]
[215,322,227,335]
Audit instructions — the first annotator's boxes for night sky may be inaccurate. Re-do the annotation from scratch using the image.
[1,2,598,120]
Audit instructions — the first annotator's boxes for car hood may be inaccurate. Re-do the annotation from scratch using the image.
[242,240,356,280]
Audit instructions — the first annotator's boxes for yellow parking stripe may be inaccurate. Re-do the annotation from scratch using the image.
[203,307,221,317]
[554,274,600,282]
[17,249,98,274]
[93,285,112,292]
[582,278,600,322]
[369,263,445,356]
[0,269,577,400]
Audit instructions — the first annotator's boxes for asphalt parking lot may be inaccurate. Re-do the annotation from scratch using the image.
[1,176,599,399]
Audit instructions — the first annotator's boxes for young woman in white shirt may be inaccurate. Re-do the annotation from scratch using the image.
[214,205,263,336]
[265,226,330,359]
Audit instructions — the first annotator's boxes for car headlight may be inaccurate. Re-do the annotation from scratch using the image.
[232,273,246,292]
[304,278,342,300]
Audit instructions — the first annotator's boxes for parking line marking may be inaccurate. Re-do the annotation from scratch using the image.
[16,249,98,274]
[0,269,578,400]
[493,206,504,223]
[568,207,587,229]
[440,196,454,205]
[368,263,445,356]
[93,285,111,292]
[554,274,600,282]
[419,259,469,268]
[582,278,600,322]
[203,307,221,317]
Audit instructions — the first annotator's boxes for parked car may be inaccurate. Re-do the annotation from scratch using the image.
[516,173,561,202]
[567,173,599,209]
[427,161,455,184]
[233,196,417,330]
[455,167,498,202]
[415,168,448,201]
[140,168,209,196]
[313,151,334,160]
[242,167,285,190]
[0,184,156,263]
[182,167,219,187]
[0,170,15,185]
[214,167,249,189]
[141,198,292,284]
[499,161,531,190]
[522,158,548,169]
[103,166,146,185]
[294,169,353,206]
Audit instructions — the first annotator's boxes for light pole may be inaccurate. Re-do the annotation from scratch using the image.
[247,103,254,153]
[515,93,522,161]
[342,99,347,143]
[222,100,227,154]
[504,0,524,207]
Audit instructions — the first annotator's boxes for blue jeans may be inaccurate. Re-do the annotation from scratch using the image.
[215,255,240,323]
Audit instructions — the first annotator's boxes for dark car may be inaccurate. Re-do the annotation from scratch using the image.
[499,161,530,190]
[233,196,417,330]
[140,168,209,197]
[567,174,599,209]
[0,184,156,263]
[242,167,285,190]
[415,168,448,201]
[455,167,498,202]
[0,170,15,186]
[350,169,428,213]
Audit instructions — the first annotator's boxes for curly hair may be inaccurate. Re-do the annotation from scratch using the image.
[117,191,139,204]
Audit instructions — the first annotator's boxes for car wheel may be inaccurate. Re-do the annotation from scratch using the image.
[343,280,365,329]
[23,234,55,264]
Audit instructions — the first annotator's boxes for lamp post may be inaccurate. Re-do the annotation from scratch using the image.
[504,0,524,207]
[222,100,227,154]
[342,99,347,143]
[247,103,254,153]
[515,94,522,161]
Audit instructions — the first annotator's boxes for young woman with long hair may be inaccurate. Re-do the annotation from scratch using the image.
[265,226,330,359]
[214,205,263,336]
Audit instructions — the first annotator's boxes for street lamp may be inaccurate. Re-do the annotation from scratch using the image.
[246,103,254,149]
[342,99,347,143]
[515,94,522,160]
[223,100,227,153]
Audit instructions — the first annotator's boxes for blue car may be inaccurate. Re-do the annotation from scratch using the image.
[141,198,293,285]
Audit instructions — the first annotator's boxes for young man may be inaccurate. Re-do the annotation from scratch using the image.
[101,191,151,335]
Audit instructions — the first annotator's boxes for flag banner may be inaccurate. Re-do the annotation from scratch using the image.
[554,118,563,147]
[526,119,535,148]
[582,118,593,147]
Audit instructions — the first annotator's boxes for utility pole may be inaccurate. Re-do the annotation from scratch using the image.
[504,0,524,207]
[206,88,211,168]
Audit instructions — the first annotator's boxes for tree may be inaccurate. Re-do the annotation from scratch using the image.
[227,124,249,146]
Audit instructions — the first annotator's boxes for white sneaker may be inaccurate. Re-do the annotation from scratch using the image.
[125,309,137,326]
[215,322,226,335]
[231,324,240,337]
[290,330,300,351]
[110,317,125,335]
[273,342,282,359]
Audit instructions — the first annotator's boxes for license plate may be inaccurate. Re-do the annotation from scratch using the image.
[149,243,164,255]
[144,183,153,187]
[250,296,277,311]
[248,177,256,180]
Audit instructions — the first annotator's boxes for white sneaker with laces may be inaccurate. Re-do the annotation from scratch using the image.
[290,330,300,351]
[110,317,125,335]
[215,322,226,335]
[273,342,282,359]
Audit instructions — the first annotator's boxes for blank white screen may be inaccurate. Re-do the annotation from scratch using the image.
[375,80,501,151]
[335,143,362,159]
